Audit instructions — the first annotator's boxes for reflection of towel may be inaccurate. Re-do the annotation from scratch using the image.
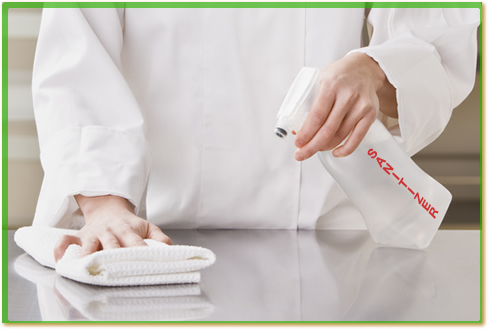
[14,226,216,286]
[55,278,214,321]
[13,254,214,321]
[13,253,59,287]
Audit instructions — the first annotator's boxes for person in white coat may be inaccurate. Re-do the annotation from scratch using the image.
[30,7,479,260]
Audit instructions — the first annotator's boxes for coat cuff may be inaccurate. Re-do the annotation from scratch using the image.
[33,126,152,228]
[348,34,452,156]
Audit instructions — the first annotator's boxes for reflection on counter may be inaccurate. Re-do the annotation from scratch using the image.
[298,231,443,321]
[169,230,453,321]
[9,229,479,321]
[343,247,446,321]
[14,253,214,321]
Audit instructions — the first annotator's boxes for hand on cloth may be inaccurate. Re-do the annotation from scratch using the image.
[54,195,172,262]
[14,226,216,286]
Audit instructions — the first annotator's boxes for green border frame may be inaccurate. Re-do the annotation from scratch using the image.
[0,1,483,8]
[2,1,483,324]
[2,1,8,325]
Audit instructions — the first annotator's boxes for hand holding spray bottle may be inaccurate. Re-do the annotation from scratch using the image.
[275,67,452,249]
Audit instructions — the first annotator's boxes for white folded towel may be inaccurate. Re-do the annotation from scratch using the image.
[14,226,216,286]
[14,254,215,321]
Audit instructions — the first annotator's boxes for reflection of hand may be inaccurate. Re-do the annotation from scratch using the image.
[294,52,397,160]
[54,195,172,262]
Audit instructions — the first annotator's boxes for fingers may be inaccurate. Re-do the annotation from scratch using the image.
[114,224,148,248]
[292,54,386,161]
[294,83,335,150]
[295,86,379,161]
[79,234,101,258]
[76,225,146,258]
[332,114,375,157]
[54,234,81,263]
[295,95,355,161]
[97,228,121,250]
[147,223,173,245]
[56,213,172,263]
[55,225,172,263]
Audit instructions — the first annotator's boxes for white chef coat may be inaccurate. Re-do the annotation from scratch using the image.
[31,8,479,230]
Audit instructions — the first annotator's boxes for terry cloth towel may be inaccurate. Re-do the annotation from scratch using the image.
[14,254,214,321]
[14,226,216,286]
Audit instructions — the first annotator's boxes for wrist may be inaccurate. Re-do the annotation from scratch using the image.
[350,52,387,92]
[74,194,134,218]
[349,52,398,118]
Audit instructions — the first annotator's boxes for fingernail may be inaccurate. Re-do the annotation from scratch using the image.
[333,150,343,158]
[295,152,304,161]
[296,140,304,148]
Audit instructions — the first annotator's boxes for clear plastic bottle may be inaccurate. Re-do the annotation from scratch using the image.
[276,67,452,249]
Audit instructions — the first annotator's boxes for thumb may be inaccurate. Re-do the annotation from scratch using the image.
[54,234,82,263]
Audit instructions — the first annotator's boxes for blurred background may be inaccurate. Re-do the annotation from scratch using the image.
[7,8,481,229]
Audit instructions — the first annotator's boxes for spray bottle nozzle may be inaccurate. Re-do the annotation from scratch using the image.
[274,127,287,139]
[274,67,320,140]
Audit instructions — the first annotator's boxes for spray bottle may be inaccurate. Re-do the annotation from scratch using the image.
[275,67,452,249]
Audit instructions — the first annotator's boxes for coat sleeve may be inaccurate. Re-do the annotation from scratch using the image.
[32,8,152,228]
[349,8,479,156]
